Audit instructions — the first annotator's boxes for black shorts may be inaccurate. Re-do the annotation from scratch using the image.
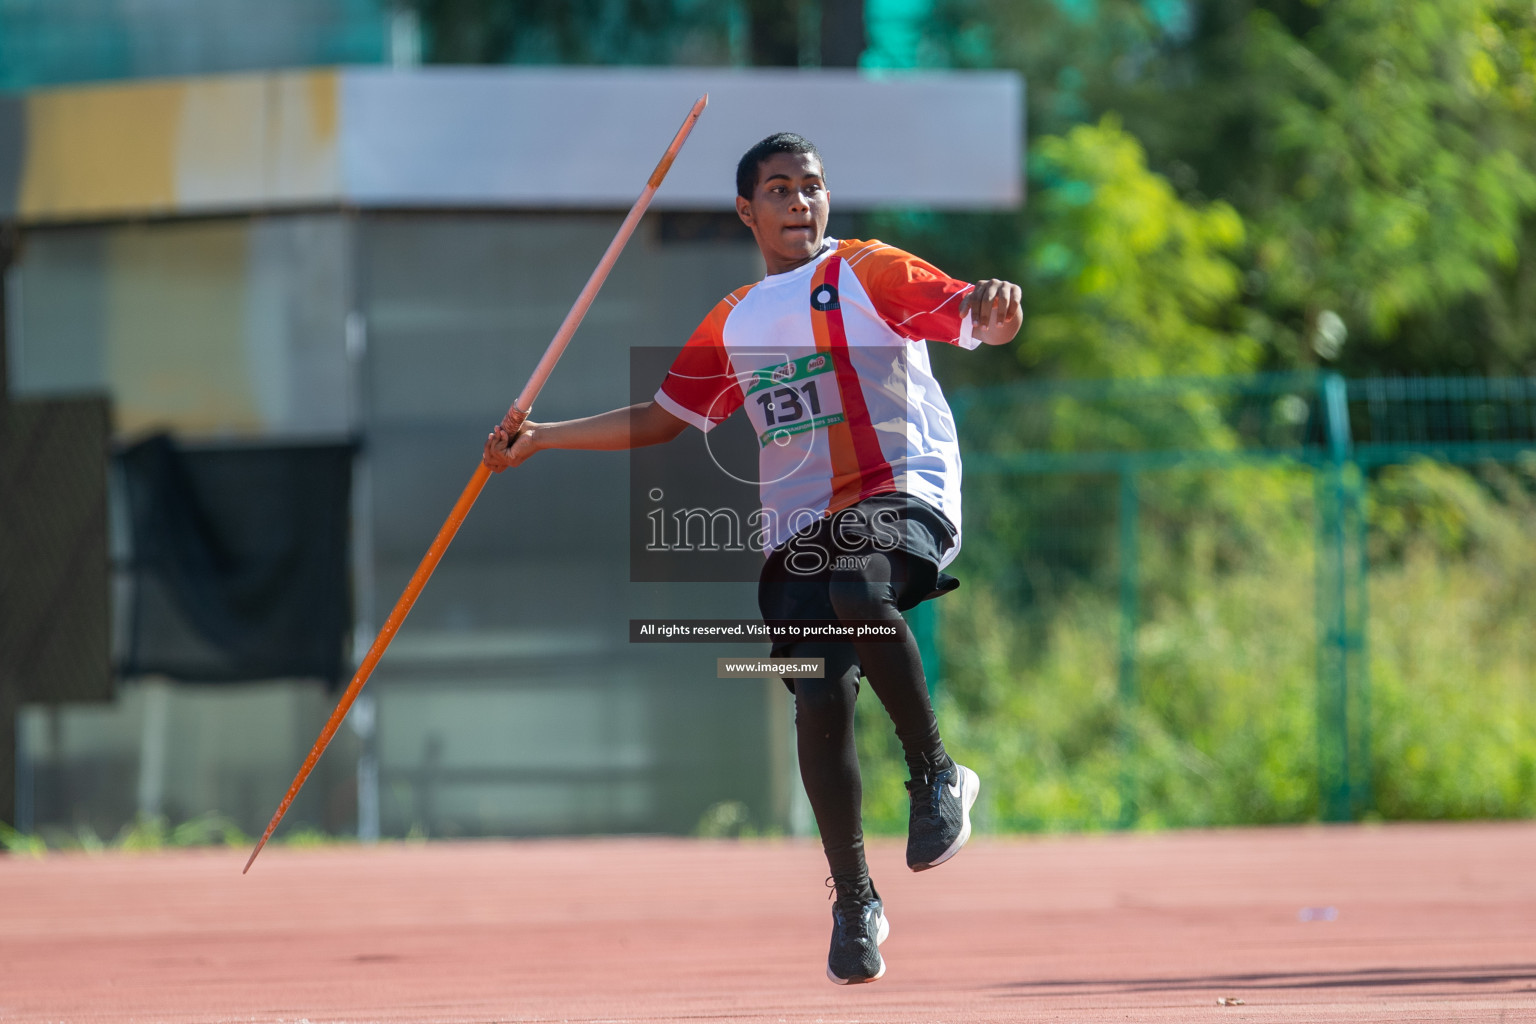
[757,491,960,663]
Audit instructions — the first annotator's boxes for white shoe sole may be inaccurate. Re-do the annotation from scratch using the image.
[826,907,890,985]
[913,764,980,871]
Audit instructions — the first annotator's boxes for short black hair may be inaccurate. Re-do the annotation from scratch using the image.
[736,133,824,200]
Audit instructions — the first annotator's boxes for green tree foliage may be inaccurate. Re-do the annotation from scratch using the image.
[1238,1,1536,363]
[866,116,1253,389]
[942,0,1536,375]
[1022,117,1256,379]
[407,0,733,65]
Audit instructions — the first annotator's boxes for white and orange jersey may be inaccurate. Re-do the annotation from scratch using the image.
[652,238,981,564]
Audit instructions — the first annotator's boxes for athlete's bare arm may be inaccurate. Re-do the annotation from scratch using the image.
[960,278,1023,346]
[482,400,688,472]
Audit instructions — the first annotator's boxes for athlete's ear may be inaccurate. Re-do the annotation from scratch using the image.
[735,194,755,229]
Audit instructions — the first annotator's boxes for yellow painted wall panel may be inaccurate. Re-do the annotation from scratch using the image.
[173,76,268,207]
[105,221,265,436]
[19,71,340,221]
[174,70,340,209]
[20,82,182,220]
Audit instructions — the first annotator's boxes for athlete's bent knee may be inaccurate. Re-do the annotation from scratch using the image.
[794,676,854,718]
[827,578,897,623]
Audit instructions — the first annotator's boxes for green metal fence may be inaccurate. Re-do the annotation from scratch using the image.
[922,373,1536,825]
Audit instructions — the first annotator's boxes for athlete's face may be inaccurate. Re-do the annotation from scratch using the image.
[736,152,830,276]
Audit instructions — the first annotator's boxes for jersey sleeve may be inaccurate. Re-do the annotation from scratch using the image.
[842,241,980,349]
[653,290,748,433]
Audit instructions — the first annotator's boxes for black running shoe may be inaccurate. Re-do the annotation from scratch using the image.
[826,883,890,985]
[906,762,980,871]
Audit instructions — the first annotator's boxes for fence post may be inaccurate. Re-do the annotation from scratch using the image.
[1117,463,1140,828]
[1316,373,1372,820]
[1351,461,1372,818]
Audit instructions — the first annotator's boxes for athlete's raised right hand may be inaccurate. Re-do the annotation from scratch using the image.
[483,422,540,472]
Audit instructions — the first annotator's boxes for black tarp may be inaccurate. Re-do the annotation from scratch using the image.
[1,395,114,828]
[0,396,113,705]
[118,435,354,687]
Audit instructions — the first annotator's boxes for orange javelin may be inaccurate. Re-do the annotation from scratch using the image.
[244,93,709,874]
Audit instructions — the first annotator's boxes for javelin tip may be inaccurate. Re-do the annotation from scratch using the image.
[647,94,710,189]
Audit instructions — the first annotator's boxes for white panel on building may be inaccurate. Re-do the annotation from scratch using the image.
[341,67,1023,210]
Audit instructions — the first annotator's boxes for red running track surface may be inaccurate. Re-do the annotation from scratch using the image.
[2,823,1534,1023]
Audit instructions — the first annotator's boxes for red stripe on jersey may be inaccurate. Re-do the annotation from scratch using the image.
[825,257,896,509]
[809,261,862,511]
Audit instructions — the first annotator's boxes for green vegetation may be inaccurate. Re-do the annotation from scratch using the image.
[1367,459,1536,818]
[857,456,1536,833]
[694,799,783,838]
[888,0,1536,379]
[0,813,351,855]
[844,0,1536,832]
[1020,118,1258,380]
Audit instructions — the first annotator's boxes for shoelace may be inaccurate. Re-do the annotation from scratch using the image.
[906,769,949,823]
[825,878,878,950]
[825,875,874,908]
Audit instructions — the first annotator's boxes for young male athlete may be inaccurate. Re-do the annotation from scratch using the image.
[483,133,1022,985]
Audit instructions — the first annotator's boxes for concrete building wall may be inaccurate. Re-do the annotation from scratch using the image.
[354,212,782,838]
[8,208,792,840]
[9,216,353,437]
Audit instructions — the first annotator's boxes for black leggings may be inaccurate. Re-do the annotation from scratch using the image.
[785,549,946,888]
